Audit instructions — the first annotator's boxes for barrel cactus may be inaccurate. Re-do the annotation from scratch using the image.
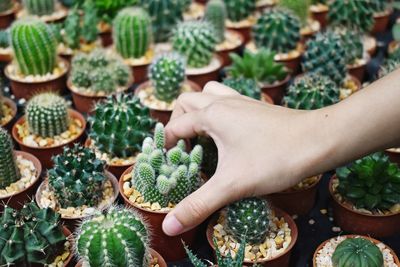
[279,0,311,25]
[0,30,9,49]
[0,128,20,189]
[331,27,364,66]
[23,0,55,16]
[370,0,388,14]
[222,77,261,100]
[204,0,227,44]
[224,0,256,22]
[0,0,13,11]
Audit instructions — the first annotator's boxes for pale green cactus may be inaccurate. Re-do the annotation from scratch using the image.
[204,0,227,44]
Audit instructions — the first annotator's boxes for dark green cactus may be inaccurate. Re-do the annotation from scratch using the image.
[64,7,81,50]
[81,0,99,44]
[204,0,227,44]
[0,128,20,189]
[378,59,400,79]
[23,0,55,16]
[196,136,218,178]
[331,27,364,65]
[224,0,256,22]
[89,94,155,158]
[370,0,388,13]
[76,206,150,267]
[0,0,13,11]
[0,201,66,266]
[279,0,311,25]
[93,0,138,24]
[0,30,9,49]
[332,237,384,267]
[223,77,261,100]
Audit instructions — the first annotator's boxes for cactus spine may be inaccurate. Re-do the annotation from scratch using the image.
[0,128,20,189]
[204,0,227,44]
[224,0,256,22]
[23,0,55,16]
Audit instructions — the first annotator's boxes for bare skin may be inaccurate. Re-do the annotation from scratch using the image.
[162,69,400,236]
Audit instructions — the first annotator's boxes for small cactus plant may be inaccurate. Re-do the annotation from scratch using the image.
[172,21,217,68]
[64,7,81,50]
[0,0,13,11]
[0,128,20,189]
[26,92,69,138]
[222,77,261,100]
[331,27,364,66]
[370,0,388,14]
[0,30,9,49]
[81,0,99,44]
[204,0,227,44]
[76,206,150,267]
[149,53,186,103]
[132,123,203,207]
[279,0,311,26]
[378,59,400,79]
[23,0,55,16]
[48,144,107,208]
[224,0,256,22]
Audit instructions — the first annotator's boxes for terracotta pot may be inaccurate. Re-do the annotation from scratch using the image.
[260,74,290,105]
[99,29,113,47]
[4,59,70,100]
[347,59,368,84]
[371,10,391,35]
[61,226,74,267]
[187,56,223,88]
[329,175,400,238]
[0,151,42,211]
[365,35,377,57]
[266,175,322,216]
[12,109,87,169]
[261,93,274,105]
[312,235,400,267]
[206,208,298,267]
[226,26,252,44]
[0,3,18,29]
[275,50,303,75]
[385,148,400,165]
[129,61,150,84]
[119,166,199,262]
[216,30,244,67]
[310,5,329,29]
[1,97,17,132]
[0,50,12,63]
[256,1,276,12]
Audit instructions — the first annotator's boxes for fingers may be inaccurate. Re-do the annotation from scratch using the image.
[203,81,240,96]
[169,92,217,121]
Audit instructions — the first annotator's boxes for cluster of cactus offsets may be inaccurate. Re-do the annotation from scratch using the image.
[222,77,261,100]
[332,237,384,267]
[204,0,227,44]
[332,27,364,65]
[302,32,347,86]
[279,0,311,25]
[23,0,55,16]
[252,8,301,54]
[0,30,9,48]
[226,197,271,244]
[149,53,186,103]
[284,74,339,110]
[224,0,256,22]
[76,206,150,267]
[48,144,107,208]
[132,123,203,207]
[113,7,152,59]
[10,18,57,76]
[172,21,217,68]
[89,94,155,158]
[0,0,13,11]
[328,0,374,32]
[378,59,400,78]
[26,93,69,138]
[0,202,66,266]
[0,128,20,189]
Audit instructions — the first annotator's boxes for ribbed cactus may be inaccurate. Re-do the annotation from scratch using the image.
[252,8,301,54]
[224,0,256,22]
[149,53,186,103]
[370,0,388,13]
[302,31,347,86]
[89,94,155,158]
[0,30,9,49]
[132,123,203,207]
[332,237,384,267]
[284,74,339,110]
[113,7,152,59]
[378,59,400,79]
[331,27,364,66]
[223,77,261,100]
[48,144,107,208]
[279,0,311,25]
[204,0,227,44]
[23,0,55,16]
[26,93,69,138]
[172,21,217,68]
[226,197,271,244]
[0,0,13,11]
[76,206,150,267]
[10,18,57,76]
[0,128,20,189]
[0,201,66,266]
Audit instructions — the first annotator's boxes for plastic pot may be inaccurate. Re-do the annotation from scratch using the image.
[348,59,369,84]
[310,5,329,29]
[1,97,17,132]
[371,9,392,35]
[187,56,223,89]
[226,26,252,44]
[275,50,303,75]
[0,49,12,63]
[216,30,244,67]
[260,74,291,105]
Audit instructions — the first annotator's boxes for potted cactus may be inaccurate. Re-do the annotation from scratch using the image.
[207,197,298,266]
[224,0,256,43]
[222,77,273,104]
[0,84,17,131]
[0,29,12,63]
[119,123,204,261]
[313,235,400,267]
[68,49,132,113]
[309,0,328,28]
[370,0,392,34]
[18,0,68,23]
[74,205,167,267]
[329,152,400,237]
[12,92,86,168]
[0,0,18,29]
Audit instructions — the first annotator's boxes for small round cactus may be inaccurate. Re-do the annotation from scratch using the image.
[0,128,20,189]
[224,0,256,22]
[222,77,261,100]
[204,0,227,44]
[23,0,55,16]
[332,27,364,65]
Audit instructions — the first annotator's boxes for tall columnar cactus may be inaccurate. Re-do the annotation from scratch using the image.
[224,0,256,22]
[26,93,69,138]
[132,123,203,207]
[0,0,13,11]
[172,21,217,68]
[0,128,20,189]
[252,8,301,54]
[332,27,364,66]
[332,237,384,267]
[149,53,186,103]
[10,18,57,76]
[204,0,227,44]
[222,77,261,100]
[76,206,150,267]
[0,202,66,266]
[23,0,55,16]
[89,94,155,158]
[302,31,347,86]
[113,7,152,59]
[48,144,107,208]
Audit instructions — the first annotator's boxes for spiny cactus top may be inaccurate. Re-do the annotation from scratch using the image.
[0,201,66,266]
[0,30,10,49]
[132,123,203,207]
[0,0,13,11]
[23,0,55,16]
[378,59,400,79]
[48,144,107,208]
[26,92,69,138]
[222,77,261,100]
[0,128,20,189]
[253,8,301,54]
[226,197,271,244]
[204,0,227,44]
[172,20,217,68]
[224,0,256,22]
[336,152,400,211]
[76,206,150,267]
[284,74,340,110]
[279,0,311,25]
[332,237,384,267]
[149,53,186,103]
[370,0,388,13]
[89,94,155,158]
[331,27,364,66]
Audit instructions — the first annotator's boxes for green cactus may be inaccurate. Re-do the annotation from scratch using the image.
[132,123,203,207]
[0,30,9,49]
[223,77,261,100]
[26,92,69,138]
[224,0,256,22]
[0,128,20,189]
[302,31,347,86]
[284,74,340,110]
[64,7,81,50]
[370,0,388,13]
[279,0,311,25]
[23,0,55,16]
[182,0,191,11]
[149,53,186,103]
[196,136,218,178]
[204,0,227,44]
[76,206,150,267]
[226,197,271,244]
[332,237,384,267]
[48,144,107,208]
[93,0,138,24]
[81,0,99,44]
[331,27,364,66]
[0,0,13,11]
[336,152,400,211]
[10,18,57,76]
[378,59,400,78]
[0,201,66,266]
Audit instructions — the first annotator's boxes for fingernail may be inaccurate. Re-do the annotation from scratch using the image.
[162,214,184,236]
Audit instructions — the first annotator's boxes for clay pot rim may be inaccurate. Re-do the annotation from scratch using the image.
[226,18,255,30]
[1,97,17,127]
[0,1,20,16]
[186,54,224,76]
[373,8,392,19]
[12,109,87,151]
[271,174,322,196]
[260,73,291,90]
[215,30,244,53]
[386,148,400,154]
[16,5,68,23]
[347,56,370,70]
[67,78,131,98]
[309,4,329,13]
